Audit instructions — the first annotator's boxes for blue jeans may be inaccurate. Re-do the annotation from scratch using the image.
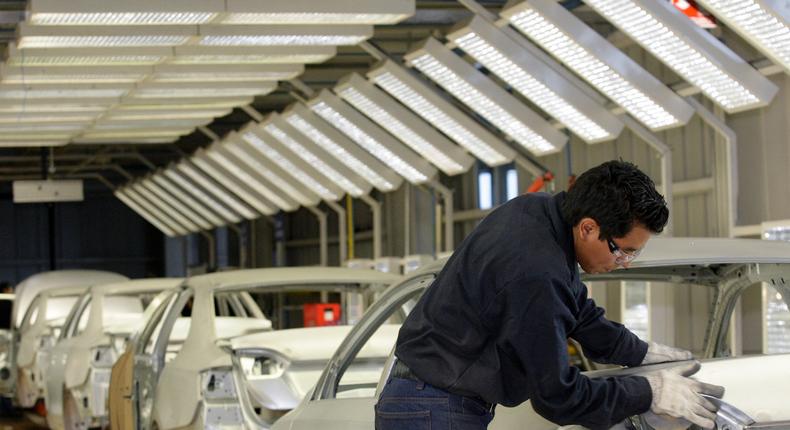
[375,377,495,430]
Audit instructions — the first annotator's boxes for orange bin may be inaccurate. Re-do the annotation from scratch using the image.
[303,303,341,327]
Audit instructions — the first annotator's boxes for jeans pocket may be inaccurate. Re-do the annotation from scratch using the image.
[375,409,431,430]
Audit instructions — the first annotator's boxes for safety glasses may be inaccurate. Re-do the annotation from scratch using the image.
[606,238,641,265]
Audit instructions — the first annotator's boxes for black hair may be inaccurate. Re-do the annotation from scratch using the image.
[561,160,668,239]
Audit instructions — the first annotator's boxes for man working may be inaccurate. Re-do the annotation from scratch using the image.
[375,161,725,429]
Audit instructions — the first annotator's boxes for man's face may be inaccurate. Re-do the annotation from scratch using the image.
[573,218,652,274]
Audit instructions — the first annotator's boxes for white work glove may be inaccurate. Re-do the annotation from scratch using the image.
[642,341,693,365]
[643,362,725,430]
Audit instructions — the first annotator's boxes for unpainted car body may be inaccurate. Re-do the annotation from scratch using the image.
[7,270,129,405]
[111,267,400,430]
[273,238,790,430]
[44,278,182,430]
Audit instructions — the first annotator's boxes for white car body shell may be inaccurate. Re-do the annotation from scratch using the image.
[152,267,401,429]
[45,278,182,430]
[272,237,790,430]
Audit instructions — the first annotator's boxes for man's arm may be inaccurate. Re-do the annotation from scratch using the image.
[498,273,652,429]
[568,280,648,366]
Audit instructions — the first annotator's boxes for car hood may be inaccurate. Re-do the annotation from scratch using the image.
[231,324,401,362]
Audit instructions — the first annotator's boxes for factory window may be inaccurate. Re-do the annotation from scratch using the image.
[621,281,650,341]
[478,170,493,210]
[506,168,519,201]
[762,227,790,353]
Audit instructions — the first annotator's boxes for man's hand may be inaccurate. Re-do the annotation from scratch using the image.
[642,341,693,365]
[643,362,725,429]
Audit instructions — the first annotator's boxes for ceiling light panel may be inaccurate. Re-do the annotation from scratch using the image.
[91,119,212,129]
[118,187,188,236]
[262,114,372,198]
[214,141,306,210]
[583,0,777,113]
[241,125,344,202]
[150,63,302,82]
[0,104,107,113]
[309,90,437,185]
[0,114,96,123]
[448,16,623,144]
[114,189,179,237]
[0,88,127,99]
[0,140,68,147]
[134,180,206,231]
[367,60,515,167]
[404,38,566,156]
[191,149,277,216]
[161,168,241,224]
[232,130,326,205]
[174,161,257,220]
[169,45,335,64]
[28,0,224,25]
[78,129,191,139]
[695,0,790,75]
[17,23,196,48]
[500,0,695,130]
[6,44,170,66]
[222,0,413,24]
[0,132,76,140]
[116,97,253,110]
[335,73,474,175]
[151,172,226,227]
[73,136,179,144]
[282,104,402,193]
[0,65,150,84]
[104,108,231,121]
[197,24,372,46]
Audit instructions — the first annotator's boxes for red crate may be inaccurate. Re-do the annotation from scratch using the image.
[303,303,341,327]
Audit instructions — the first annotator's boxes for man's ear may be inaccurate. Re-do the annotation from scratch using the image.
[577,217,600,241]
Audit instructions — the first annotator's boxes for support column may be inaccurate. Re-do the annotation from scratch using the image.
[359,194,382,259]
[428,179,454,252]
[324,200,347,265]
[305,206,328,266]
[199,231,216,271]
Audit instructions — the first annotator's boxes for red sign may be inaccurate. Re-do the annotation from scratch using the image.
[671,0,717,29]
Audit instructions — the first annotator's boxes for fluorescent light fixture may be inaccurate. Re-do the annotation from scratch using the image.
[222,0,413,24]
[150,64,302,82]
[308,90,437,185]
[197,24,372,46]
[117,97,253,109]
[0,124,84,132]
[695,0,790,75]
[212,142,305,210]
[5,44,170,66]
[335,73,474,175]
[28,0,222,25]
[129,181,201,232]
[0,140,68,147]
[115,189,179,237]
[175,160,257,220]
[78,128,192,139]
[191,149,277,216]
[161,168,241,224]
[0,133,76,140]
[367,60,515,167]
[91,119,212,129]
[0,114,96,123]
[151,172,226,227]
[118,187,188,236]
[447,16,624,143]
[282,103,403,192]
[129,82,276,98]
[0,64,149,84]
[104,108,231,121]
[260,114,370,198]
[231,130,325,205]
[500,0,695,130]
[73,136,179,144]
[0,87,128,99]
[0,103,107,113]
[138,177,212,230]
[28,0,414,26]
[241,125,343,201]
[698,0,790,73]
[404,38,566,156]
[17,23,197,49]
[583,0,777,113]
[169,45,335,64]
